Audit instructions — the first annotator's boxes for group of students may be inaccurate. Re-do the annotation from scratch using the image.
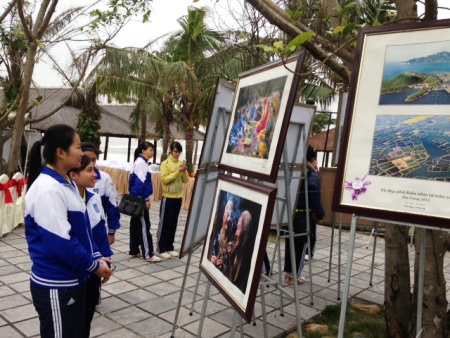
[127,140,189,262]
[25,124,188,337]
[25,125,118,337]
[24,122,320,336]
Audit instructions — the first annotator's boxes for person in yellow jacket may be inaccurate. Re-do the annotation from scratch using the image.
[156,141,189,259]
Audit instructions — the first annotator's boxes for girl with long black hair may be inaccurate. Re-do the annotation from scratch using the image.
[25,124,112,337]
[128,141,162,262]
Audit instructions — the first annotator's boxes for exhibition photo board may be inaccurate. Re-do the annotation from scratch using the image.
[265,103,316,226]
[199,174,276,323]
[179,168,219,259]
[219,51,306,182]
[198,78,236,168]
[333,19,450,228]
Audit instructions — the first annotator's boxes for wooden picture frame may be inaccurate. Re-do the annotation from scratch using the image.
[333,19,450,228]
[199,174,276,322]
[218,52,306,183]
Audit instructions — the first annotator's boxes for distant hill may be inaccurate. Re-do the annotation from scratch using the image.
[380,74,422,93]
[405,51,450,64]
[380,73,441,94]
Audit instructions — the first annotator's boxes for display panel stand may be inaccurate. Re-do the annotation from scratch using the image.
[337,215,429,338]
[174,103,315,337]
[259,119,313,338]
[196,118,309,338]
[170,107,229,338]
[326,211,342,299]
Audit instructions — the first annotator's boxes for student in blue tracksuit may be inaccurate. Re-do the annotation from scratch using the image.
[81,142,121,245]
[128,141,162,262]
[69,155,114,337]
[25,124,113,338]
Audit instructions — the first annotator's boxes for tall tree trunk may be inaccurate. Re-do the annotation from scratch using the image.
[384,224,411,338]
[161,93,174,163]
[161,118,170,163]
[393,0,418,22]
[0,134,5,173]
[139,107,146,144]
[409,229,448,338]
[7,41,38,176]
[185,126,195,174]
[423,0,438,21]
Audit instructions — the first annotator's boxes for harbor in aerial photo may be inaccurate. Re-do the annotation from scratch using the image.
[379,41,450,105]
[369,115,450,181]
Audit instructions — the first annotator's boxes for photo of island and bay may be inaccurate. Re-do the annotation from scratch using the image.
[369,115,450,180]
[379,41,450,104]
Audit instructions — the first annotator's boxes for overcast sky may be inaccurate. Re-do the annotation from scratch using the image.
[33,0,241,86]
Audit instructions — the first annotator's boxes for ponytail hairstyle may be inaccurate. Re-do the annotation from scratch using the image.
[169,141,183,153]
[133,141,154,161]
[28,124,77,188]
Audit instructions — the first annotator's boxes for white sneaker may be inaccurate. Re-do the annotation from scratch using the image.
[156,252,171,260]
[168,250,179,258]
[304,254,309,261]
[147,255,162,263]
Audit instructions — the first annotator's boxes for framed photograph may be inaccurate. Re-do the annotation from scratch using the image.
[219,52,306,183]
[179,168,219,259]
[199,174,276,322]
[333,20,450,228]
[199,78,236,168]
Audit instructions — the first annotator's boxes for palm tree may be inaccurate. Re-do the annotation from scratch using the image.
[95,46,165,147]
[159,7,225,172]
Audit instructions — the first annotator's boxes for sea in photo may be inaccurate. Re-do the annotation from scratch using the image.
[379,41,450,105]
[369,115,450,181]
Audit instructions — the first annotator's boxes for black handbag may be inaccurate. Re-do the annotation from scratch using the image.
[118,194,145,217]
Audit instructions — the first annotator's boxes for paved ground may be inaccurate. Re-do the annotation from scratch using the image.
[1,201,449,337]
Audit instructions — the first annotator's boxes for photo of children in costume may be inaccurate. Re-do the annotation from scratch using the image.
[226,76,286,159]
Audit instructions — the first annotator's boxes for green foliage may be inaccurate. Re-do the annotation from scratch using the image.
[77,113,101,145]
[2,82,20,109]
[88,0,153,29]
[312,112,335,135]
[256,31,315,56]
[291,303,386,338]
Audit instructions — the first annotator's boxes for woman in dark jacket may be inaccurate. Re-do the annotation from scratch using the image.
[284,145,325,285]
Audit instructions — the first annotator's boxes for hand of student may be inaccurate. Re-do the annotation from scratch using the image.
[145,200,151,210]
[95,258,114,282]
[108,235,115,245]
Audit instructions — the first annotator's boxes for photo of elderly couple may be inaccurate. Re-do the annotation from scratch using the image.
[206,190,262,294]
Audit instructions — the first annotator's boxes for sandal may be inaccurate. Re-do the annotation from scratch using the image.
[284,274,294,285]
[284,274,307,285]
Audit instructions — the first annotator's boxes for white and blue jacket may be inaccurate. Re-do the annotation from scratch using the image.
[86,190,113,259]
[25,166,99,289]
[90,167,121,235]
[128,155,153,201]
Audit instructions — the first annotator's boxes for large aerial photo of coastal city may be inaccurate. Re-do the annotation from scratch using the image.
[379,41,450,104]
[369,115,450,180]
